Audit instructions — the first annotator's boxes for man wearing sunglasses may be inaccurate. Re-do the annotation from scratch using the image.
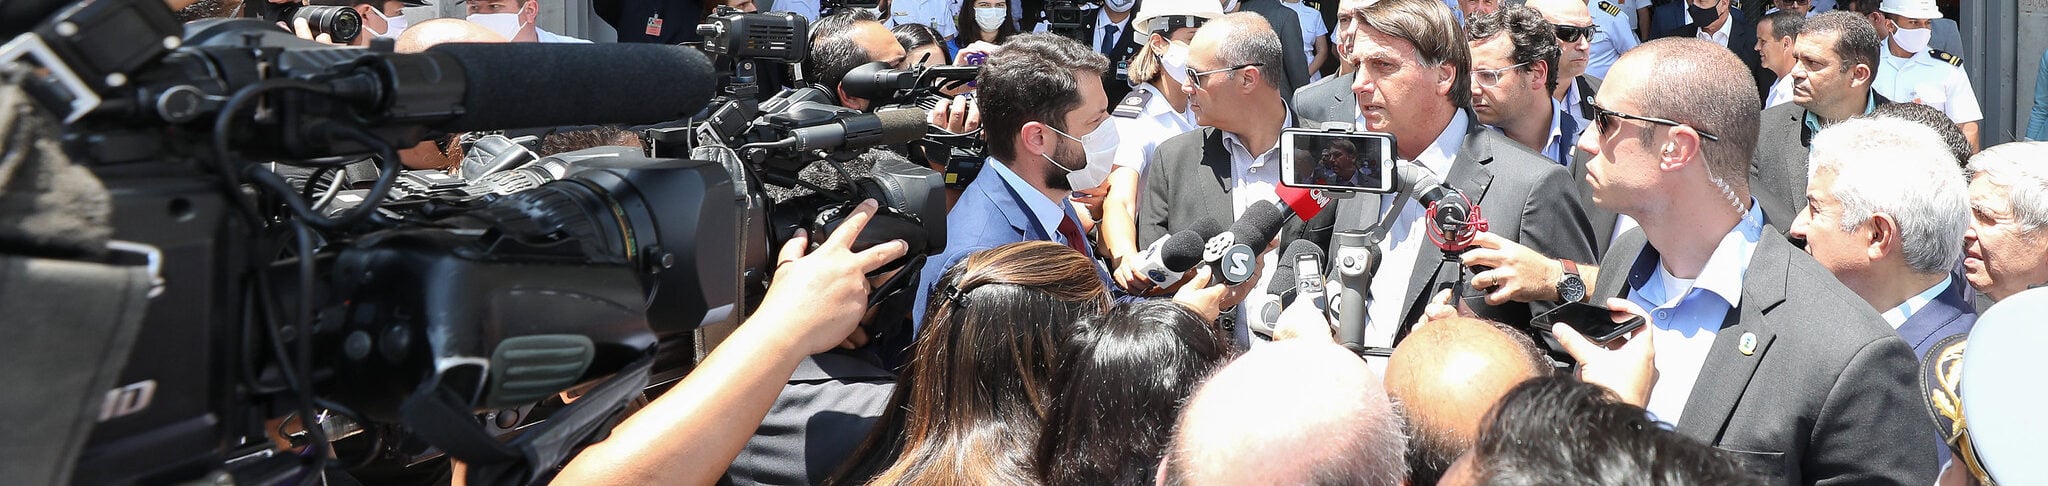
[1867,0,1980,152]
[1571,38,1934,485]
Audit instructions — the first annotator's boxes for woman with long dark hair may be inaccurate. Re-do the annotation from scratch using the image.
[828,241,1109,485]
[1035,299,1235,485]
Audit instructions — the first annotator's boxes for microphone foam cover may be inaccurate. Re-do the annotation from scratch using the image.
[1160,230,1208,272]
[429,43,718,132]
[874,108,931,146]
[1231,201,1287,252]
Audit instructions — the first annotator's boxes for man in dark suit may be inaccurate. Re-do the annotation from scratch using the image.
[1292,0,1371,127]
[1302,0,1596,350]
[1784,116,1975,360]
[1238,0,1313,94]
[1580,38,1935,484]
[1133,13,1301,341]
[1751,11,1887,221]
[1078,0,1147,102]
[911,34,1115,326]
[1653,0,1772,101]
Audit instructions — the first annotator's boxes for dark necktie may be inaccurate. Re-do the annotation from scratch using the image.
[1556,112,1580,167]
[1101,24,1119,55]
[1057,216,1089,255]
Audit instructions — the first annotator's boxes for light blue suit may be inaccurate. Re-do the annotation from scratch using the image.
[911,160,1104,330]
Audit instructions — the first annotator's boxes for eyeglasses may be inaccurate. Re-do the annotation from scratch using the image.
[1472,61,1531,88]
[1554,23,1599,43]
[1186,63,1265,86]
[1586,99,1722,141]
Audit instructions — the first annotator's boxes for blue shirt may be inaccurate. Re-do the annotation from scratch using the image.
[1802,92,1880,145]
[2030,48,2048,141]
[1626,200,1765,424]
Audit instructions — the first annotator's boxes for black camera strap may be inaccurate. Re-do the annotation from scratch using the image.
[401,352,655,485]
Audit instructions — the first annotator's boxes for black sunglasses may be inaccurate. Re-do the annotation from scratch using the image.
[1555,24,1600,43]
[1587,100,1722,141]
[1186,63,1265,86]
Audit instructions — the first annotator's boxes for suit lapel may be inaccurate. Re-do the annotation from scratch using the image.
[1397,119,1496,325]
[1675,235,1790,443]
[978,163,1044,239]
[1896,277,1968,352]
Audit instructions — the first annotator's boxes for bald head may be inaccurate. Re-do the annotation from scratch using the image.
[394,18,507,53]
[1384,317,1547,486]
[1605,38,1760,200]
[1166,340,1407,485]
[1524,0,1593,82]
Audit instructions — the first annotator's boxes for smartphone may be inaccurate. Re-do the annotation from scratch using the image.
[1531,301,1647,344]
[1280,129,1397,194]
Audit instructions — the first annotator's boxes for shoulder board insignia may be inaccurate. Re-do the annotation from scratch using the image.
[1599,1,1622,15]
[1932,49,1962,66]
[1113,89,1151,119]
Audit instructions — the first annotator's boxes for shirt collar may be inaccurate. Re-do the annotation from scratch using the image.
[1802,92,1881,138]
[1416,110,1469,175]
[1223,111,1296,169]
[1095,9,1128,30]
[1882,275,1954,327]
[987,157,1069,237]
[1628,198,1767,307]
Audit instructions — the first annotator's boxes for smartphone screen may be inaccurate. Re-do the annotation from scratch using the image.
[1280,130,1396,193]
[1532,301,1646,343]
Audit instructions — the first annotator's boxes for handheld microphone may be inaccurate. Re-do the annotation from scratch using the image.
[1126,231,1209,289]
[1276,184,1331,222]
[1206,201,1288,285]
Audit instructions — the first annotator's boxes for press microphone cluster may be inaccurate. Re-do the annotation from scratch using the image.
[1126,230,1210,288]
[1204,201,1289,285]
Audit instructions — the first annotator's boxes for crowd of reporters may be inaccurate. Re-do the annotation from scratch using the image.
[147,0,2048,483]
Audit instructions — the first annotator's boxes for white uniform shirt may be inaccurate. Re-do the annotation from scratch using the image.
[1111,83,1200,171]
[1284,1,1329,82]
[1876,42,1984,124]
[1586,0,1642,79]
[885,0,959,40]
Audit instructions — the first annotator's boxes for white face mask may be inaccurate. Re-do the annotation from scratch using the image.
[974,7,1007,32]
[1045,122,1121,189]
[469,5,529,41]
[366,7,408,39]
[1158,40,1192,85]
[1890,22,1932,53]
[1106,0,1137,12]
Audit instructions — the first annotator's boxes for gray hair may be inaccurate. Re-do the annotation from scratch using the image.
[1807,118,1969,275]
[1206,13,1288,92]
[1968,141,2048,232]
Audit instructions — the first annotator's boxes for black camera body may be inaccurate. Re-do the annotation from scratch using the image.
[246,0,363,45]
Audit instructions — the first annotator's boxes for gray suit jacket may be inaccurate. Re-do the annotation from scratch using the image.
[1239,0,1313,95]
[1137,127,1317,247]
[1318,113,1598,333]
[1293,71,1356,129]
[1594,227,1938,485]
[1750,92,1891,222]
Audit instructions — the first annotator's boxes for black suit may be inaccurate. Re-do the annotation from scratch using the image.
[1080,7,1146,103]
[1293,71,1355,128]
[1316,113,1598,336]
[1657,9,1773,103]
[1239,0,1313,95]
[1594,226,1939,485]
[1749,92,1890,220]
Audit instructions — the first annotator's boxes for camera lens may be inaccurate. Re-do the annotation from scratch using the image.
[292,6,363,44]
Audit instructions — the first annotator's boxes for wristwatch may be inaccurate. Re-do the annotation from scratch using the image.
[1555,259,1587,303]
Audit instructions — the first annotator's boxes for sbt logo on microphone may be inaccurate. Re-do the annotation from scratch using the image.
[1219,244,1258,284]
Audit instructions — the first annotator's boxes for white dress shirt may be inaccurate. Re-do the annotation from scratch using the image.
[1091,9,1131,54]
[1352,110,1469,350]
[1766,74,1796,108]
[1222,114,1295,344]
[1686,10,1733,48]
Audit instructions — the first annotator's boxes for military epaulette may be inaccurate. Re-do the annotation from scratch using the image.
[1599,1,1622,16]
[1112,88,1150,119]
[1932,49,1963,66]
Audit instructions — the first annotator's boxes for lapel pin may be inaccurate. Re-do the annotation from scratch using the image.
[1738,332,1758,356]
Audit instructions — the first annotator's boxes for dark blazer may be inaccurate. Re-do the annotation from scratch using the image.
[1293,71,1356,129]
[1749,92,1891,221]
[1899,271,1978,361]
[1137,126,1316,247]
[1239,0,1312,95]
[1316,113,1598,332]
[1081,6,1146,103]
[1656,8,1772,102]
[1594,227,1939,485]
[1564,76,1621,258]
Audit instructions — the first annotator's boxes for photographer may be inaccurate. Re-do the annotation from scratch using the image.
[553,201,909,485]
[807,11,910,111]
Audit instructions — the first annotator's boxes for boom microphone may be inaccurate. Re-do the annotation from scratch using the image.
[789,108,930,152]
[421,43,719,132]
